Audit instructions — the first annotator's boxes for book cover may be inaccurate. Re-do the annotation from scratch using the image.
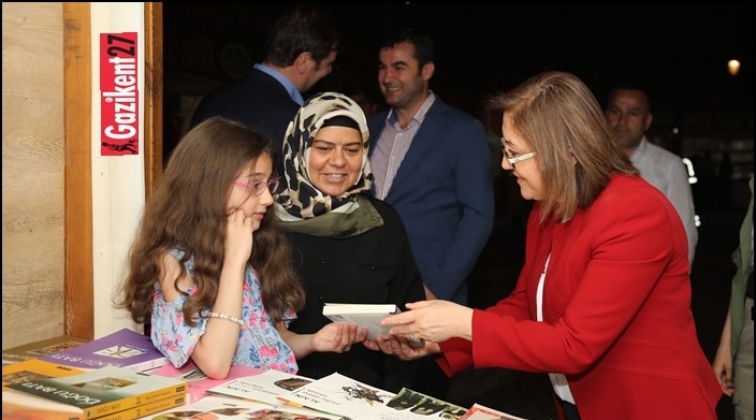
[153,395,341,420]
[3,389,86,420]
[97,394,187,420]
[1,391,186,420]
[39,328,168,372]
[276,372,394,419]
[150,360,265,403]
[322,304,399,341]
[6,365,187,419]
[3,358,86,389]
[354,387,468,420]
[208,368,315,407]
[137,395,339,420]
[2,335,89,366]
[246,407,343,420]
[458,403,529,420]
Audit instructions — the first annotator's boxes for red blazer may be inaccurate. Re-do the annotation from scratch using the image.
[438,175,721,420]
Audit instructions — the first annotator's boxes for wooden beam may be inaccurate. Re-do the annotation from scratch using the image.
[144,3,164,197]
[63,3,93,340]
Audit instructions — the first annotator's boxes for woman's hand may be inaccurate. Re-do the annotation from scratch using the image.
[363,335,440,360]
[381,300,474,342]
[312,322,368,353]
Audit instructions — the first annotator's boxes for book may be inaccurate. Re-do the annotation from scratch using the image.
[208,368,315,407]
[2,335,89,366]
[150,360,265,403]
[40,328,168,372]
[137,394,268,419]
[246,406,343,420]
[2,390,186,420]
[353,387,468,420]
[3,358,86,389]
[322,304,399,341]
[458,403,529,420]
[135,395,341,420]
[96,394,186,420]
[5,365,187,419]
[276,372,394,419]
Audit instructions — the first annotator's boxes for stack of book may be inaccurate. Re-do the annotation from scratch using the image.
[2,335,88,366]
[2,364,188,420]
[1,328,531,419]
[142,371,526,420]
[39,328,169,372]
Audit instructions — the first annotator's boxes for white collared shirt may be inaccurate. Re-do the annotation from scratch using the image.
[537,254,576,405]
[370,92,436,200]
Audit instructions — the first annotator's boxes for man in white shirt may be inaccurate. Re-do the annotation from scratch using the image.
[605,86,698,266]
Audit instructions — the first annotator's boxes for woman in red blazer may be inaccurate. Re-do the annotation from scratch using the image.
[367,71,722,420]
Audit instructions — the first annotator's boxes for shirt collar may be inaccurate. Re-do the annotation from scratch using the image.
[387,91,436,126]
[254,63,304,105]
[629,135,649,160]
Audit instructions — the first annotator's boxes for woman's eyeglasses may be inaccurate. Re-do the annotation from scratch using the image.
[504,150,536,166]
[233,176,280,196]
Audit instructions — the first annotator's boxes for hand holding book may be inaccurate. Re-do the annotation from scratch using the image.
[381,300,474,343]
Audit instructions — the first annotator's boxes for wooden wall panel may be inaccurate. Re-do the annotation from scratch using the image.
[2,2,66,347]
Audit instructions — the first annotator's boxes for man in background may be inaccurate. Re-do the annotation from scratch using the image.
[713,176,753,420]
[191,7,340,173]
[367,28,494,399]
[605,85,698,266]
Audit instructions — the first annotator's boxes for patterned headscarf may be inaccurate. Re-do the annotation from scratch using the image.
[275,92,382,238]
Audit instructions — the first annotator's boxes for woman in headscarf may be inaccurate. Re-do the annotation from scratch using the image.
[276,92,425,392]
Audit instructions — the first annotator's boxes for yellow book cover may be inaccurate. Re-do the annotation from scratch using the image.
[1,392,186,420]
[97,394,187,420]
[2,335,88,366]
[3,359,86,389]
[5,365,187,419]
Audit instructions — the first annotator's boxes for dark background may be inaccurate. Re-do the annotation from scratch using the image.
[164,2,753,184]
[164,2,753,115]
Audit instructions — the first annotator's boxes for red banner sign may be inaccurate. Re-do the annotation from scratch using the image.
[100,32,139,156]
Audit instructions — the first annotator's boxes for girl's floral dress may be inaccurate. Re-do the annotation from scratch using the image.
[151,249,298,373]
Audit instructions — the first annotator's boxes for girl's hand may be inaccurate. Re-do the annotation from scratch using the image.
[312,323,368,353]
[225,208,254,268]
[363,335,439,360]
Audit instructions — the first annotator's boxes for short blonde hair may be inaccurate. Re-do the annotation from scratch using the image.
[489,71,637,223]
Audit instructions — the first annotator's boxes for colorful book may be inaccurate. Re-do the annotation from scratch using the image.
[2,335,89,366]
[276,372,394,419]
[1,391,186,420]
[39,328,168,372]
[208,368,315,407]
[150,360,265,403]
[458,403,529,420]
[354,387,468,420]
[147,395,341,420]
[5,365,187,419]
[3,358,86,389]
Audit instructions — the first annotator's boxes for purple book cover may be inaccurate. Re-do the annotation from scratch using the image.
[39,328,168,372]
